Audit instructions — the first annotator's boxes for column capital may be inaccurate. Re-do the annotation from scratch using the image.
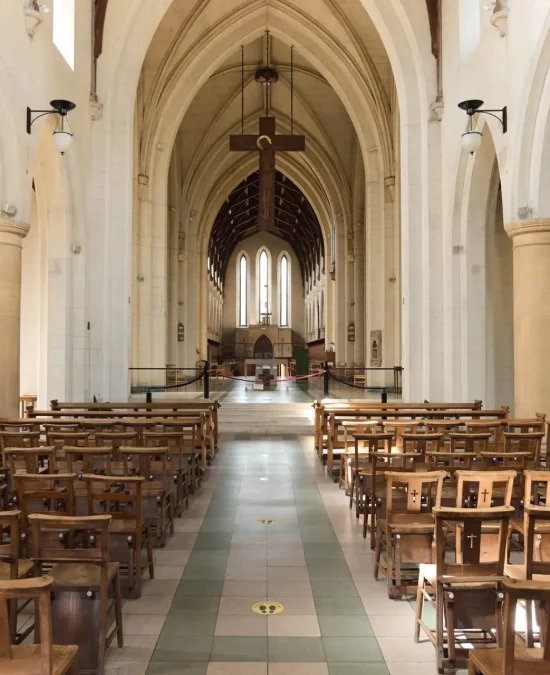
[504,218,550,239]
[0,218,30,248]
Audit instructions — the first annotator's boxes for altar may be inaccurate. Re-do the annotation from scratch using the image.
[244,358,290,389]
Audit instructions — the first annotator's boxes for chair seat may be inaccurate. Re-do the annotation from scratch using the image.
[110,518,150,534]
[49,561,119,589]
[511,519,550,536]
[504,564,549,582]
[380,513,434,534]
[0,644,79,675]
[0,559,34,580]
[469,646,548,674]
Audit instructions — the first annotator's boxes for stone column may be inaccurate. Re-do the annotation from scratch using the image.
[0,219,30,416]
[506,219,550,417]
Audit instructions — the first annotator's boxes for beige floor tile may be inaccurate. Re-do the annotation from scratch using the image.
[222,580,267,596]
[225,565,267,580]
[266,596,317,615]
[231,533,267,544]
[215,614,268,636]
[355,580,394,597]
[122,596,173,615]
[207,663,267,675]
[106,635,157,662]
[267,581,313,597]
[377,636,436,662]
[119,614,166,636]
[267,533,303,545]
[267,567,310,583]
[369,613,416,637]
[174,518,204,532]
[267,553,307,567]
[218,596,262,614]
[151,565,186,580]
[387,663,455,675]
[361,594,414,615]
[268,665,328,675]
[227,553,268,567]
[140,579,180,596]
[267,614,320,637]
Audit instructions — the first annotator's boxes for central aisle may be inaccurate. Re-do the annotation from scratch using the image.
[114,430,435,675]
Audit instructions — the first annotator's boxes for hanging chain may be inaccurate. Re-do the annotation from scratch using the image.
[290,45,294,135]
[241,44,245,134]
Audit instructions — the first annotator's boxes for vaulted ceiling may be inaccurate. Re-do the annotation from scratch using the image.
[209,170,324,285]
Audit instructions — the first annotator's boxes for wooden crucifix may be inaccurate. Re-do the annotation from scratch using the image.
[230,116,305,232]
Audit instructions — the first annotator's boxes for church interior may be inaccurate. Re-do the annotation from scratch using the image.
[2,1,550,674]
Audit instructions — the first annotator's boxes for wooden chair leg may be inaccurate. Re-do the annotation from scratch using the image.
[168,495,175,536]
[436,583,445,669]
[113,572,124,648]
[349,471,354,510]
[146,526,154,580]
[374,533,382,581]
[394,535,401,591]
[446,594,457,665]
[69,657,79,675]
[97,585,108,675]
[526,599,534,647]
[414,569,424,643]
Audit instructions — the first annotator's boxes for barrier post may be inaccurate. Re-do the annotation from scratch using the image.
[323,362,330,398]
[146,391,152,404]
[381,389,387,404]
[204,361,210,399]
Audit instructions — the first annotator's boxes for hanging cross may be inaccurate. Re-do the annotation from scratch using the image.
[230,117,305,232]
[466,533,478,549]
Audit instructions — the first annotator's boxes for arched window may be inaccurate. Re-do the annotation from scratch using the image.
[280,255,289,327]
[238,255,247,326]
[259,250,269,323]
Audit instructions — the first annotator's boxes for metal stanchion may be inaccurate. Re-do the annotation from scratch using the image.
[146,391,152,404]
[204,361,210,399]
[324,362,330,398]
[381,389,387,404]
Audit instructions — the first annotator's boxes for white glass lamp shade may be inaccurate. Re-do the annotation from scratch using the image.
[53,129,73,154]
[462,130,482,154]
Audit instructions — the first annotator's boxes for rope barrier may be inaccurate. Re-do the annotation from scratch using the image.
[329,371,375,391]
[220,372,325,385]
[147,370,206,392]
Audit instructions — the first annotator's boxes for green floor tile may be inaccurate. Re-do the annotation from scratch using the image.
[162,613,217,636]
[323,637,384,662]
[182,562,228,580]
[318,615,373,637]
[176,580,224,596]
[314,596,365,615]
[328,664,390,675]
[267,637,326,662]
[304,544,345,558]
[152,635,213,662]
[311,580,360,597]
[169,595,220,614]
[210,636,268,662]
[146,664,209,675]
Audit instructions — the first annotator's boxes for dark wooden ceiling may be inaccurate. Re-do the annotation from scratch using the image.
[209,171,325,287]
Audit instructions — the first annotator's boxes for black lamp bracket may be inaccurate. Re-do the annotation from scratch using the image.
[26,99,76,134]
[458,99,507,133]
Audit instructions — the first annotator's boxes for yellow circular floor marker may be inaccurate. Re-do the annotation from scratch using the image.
[257,519,276,525]
[252,601,284,615]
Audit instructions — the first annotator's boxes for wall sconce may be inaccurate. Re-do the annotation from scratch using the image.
[458,100,507,154]
[26,99,76,154]
[24,0,49,36]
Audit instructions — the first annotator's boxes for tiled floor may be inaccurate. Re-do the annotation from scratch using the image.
[105,425,438,675]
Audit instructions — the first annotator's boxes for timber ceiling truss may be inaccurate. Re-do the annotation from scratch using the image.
[209,171,324,288]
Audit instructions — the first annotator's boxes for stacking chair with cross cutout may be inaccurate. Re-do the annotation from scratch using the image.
[0,576,79,675]
[143,431,192,515]
[6,448,56,477]
[29,513,123,675]
[415,470,516,673]
[374,470,447,597]
[468,578,550,675]
[0,431,40,469]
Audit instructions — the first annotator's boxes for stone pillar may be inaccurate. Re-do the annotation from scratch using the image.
[506,219,550,417]
[0,219,30,416]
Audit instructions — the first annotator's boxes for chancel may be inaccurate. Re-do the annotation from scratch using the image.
[2,1,550,674]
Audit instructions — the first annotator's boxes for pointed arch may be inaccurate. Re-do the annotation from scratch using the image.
[237,252,249,327]
[278,251,291,327]
[256,247,271,324]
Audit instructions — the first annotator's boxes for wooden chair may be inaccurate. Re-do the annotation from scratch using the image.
[0,432,40,467]
[6,447,56,476]
[468,578,550,675]
[0,511,34,643]
[503,431,545,467]
[143,431,192,514]
[120,446,174,546]
[349,431,393,522]
[401,433,443,465]
[415,505,514,672]
[29,513,123,675]
[447,432,492,459]
[0,575,79,675]
[374,470,447,597]
[83,474,154,598]
[12,474,77,544]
